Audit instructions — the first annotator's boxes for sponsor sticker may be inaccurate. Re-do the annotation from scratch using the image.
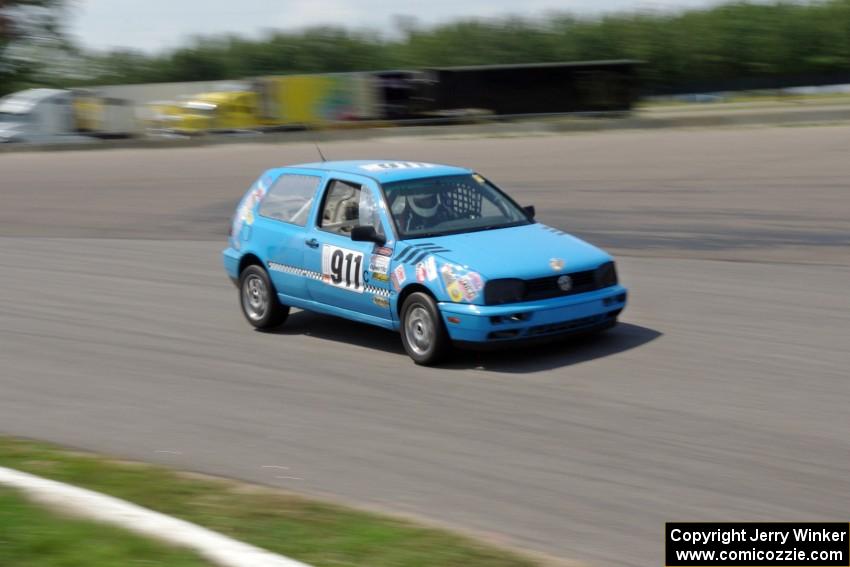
[425,256,438,281]
[232,183,267,240]
[464,271,483,291]
[372,245,393,257]
[415,262,427,283]
[242,186,265,225]
[457,273,483,301]
[360,162,436,172]
[369,254,390,275]
[391,264,407,291]
[441,263,483,302]
[458,278,477,301]
[440,263,456,288]
[446,281,464,302]
[372,272,389,282]
[372,296,390,308]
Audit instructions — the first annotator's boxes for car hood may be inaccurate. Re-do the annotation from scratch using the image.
[397,222,612,280]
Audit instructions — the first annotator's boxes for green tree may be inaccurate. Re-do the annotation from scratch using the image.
[0,0,67,95]
[52,0,850,94]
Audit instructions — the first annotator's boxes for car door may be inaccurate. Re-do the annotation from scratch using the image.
[303,175,394,322]
[250,169,325,301]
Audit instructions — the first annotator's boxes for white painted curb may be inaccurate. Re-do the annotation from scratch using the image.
[0,466,312,567]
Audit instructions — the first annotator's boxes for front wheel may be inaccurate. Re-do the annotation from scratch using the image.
[239,265,289,329]
[400,292,451,365]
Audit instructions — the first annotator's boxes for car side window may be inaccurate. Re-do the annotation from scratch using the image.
[319,179,362,235]
[258,174,321,226]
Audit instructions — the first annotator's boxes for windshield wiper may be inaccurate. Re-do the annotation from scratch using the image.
[405,222,522,239]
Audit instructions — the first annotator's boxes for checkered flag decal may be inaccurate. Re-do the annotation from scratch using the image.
[269,261,393,297]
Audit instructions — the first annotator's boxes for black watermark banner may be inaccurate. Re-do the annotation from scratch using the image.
[666,523,849,566]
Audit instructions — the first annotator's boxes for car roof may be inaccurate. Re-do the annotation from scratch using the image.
[287,160,472,183]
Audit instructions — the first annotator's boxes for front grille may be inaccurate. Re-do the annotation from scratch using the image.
[524,269,600,301]
[484,262,618,305]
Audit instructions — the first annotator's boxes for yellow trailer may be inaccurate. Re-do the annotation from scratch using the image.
[255,72,379,128]
[152,74,379,134]
[72,91,138,137]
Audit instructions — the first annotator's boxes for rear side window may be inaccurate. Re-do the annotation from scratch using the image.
[259,174,321,226]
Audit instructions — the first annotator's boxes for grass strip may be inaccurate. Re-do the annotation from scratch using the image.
[0,485,211,567]
[0,437,539,567]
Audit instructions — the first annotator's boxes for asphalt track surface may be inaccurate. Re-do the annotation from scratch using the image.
[1,125,849,566]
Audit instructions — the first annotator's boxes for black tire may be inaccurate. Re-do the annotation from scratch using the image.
[400,292,451,365]
[238,264,289,330]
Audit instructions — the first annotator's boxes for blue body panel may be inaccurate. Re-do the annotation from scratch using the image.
[223,161,628,344]
[277,290,396,331]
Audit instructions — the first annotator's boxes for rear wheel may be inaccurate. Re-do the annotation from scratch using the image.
[239,264,289,329]
[400,292,451,365]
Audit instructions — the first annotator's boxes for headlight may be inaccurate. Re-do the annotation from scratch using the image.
[595,261,618,288]
[484,278,526,305]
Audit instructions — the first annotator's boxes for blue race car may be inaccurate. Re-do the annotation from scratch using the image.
[223,161,627,365]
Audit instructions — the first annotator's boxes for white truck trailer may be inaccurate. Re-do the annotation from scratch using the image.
[0,88,137,143]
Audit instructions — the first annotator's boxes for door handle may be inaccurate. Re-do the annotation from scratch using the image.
[305,238,320,248]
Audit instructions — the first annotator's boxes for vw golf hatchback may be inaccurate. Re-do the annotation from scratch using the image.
[223,161,627,365]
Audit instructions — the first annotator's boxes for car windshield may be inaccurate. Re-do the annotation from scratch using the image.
[383,174,530,238]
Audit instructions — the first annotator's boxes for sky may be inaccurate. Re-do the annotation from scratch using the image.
[68,0,727,53]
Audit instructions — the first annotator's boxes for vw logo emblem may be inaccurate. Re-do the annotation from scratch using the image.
[557,275,573,292]
[549,258,565,271]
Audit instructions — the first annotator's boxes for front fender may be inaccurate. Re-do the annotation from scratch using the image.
[391,254,486,307]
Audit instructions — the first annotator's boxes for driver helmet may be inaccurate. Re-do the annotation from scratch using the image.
[409,192,440,218]
[391,195,407,216]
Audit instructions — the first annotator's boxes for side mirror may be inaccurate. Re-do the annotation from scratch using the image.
[350,225,386,245]
[523,205,536,219]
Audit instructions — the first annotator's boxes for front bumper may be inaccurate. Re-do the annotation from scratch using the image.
[438,285,627,344]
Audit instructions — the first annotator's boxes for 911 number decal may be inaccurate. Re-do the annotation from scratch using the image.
[322,245,364,293]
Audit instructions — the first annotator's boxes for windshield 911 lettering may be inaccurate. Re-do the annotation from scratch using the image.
[222,160,628,365]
